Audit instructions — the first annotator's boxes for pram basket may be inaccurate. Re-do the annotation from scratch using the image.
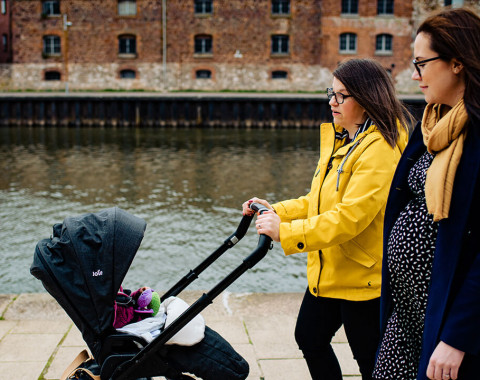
[31,203,272,380]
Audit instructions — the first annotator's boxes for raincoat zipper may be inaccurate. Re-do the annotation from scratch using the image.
[336,137,364,191]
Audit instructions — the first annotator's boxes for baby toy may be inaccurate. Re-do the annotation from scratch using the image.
[113,286,161,328]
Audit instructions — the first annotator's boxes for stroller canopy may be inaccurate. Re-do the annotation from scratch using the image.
[31,207,146,356]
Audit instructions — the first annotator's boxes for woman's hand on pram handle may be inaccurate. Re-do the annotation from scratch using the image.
[242,197,273,216]
[242,198,280,242]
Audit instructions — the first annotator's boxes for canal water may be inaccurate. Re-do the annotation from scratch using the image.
[0,126,321,294]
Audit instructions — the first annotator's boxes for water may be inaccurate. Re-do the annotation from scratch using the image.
[0,126,321,294]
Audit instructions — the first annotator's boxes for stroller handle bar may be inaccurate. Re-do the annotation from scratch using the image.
[160,202,270,301]
[111,204,273,380]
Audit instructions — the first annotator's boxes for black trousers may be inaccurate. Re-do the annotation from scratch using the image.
[295,289,380,380]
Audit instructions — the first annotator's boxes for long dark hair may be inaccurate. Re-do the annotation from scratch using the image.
[333,58,411,148]
[417,7,480,122]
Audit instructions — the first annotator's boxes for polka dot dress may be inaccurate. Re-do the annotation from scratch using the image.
[373,151,439,380]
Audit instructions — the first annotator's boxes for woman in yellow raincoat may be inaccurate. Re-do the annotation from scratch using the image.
[243,58,410,380]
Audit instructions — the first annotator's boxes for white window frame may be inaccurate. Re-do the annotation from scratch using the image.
[272,0,290,15]
[341,0,358,15]
[339,33,357,54]
[118,35,137,55]
[1,0,7,15]
[375,34,393,55]
[377,0,394,15]
[118,0,136,16]
[43,35,61,55]
[42,0,60,16]
[194,0,212,14]
[194,35,213,54]
[271,35,289,55]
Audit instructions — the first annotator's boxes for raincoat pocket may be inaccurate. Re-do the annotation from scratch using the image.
[339,240,377,268]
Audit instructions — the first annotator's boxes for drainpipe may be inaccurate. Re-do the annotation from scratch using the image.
[63,13,72,93]
[162,0,167,91]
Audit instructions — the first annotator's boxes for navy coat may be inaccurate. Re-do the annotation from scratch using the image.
[379,119,480,379]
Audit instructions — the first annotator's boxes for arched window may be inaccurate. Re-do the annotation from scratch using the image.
[339,33,356,54]
[376,34,393,54]
[272,70,288,79]
[196,69,212,79]
[44,70,61,81]
[43,35,61,55]
[120,69,136,79]
[118,35,137,55]
[194,35,212,54]
[118,0,136,16]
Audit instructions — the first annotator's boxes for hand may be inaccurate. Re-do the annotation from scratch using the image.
[242,197,273,216]
[426,341,465,380]
[256,210,281,242]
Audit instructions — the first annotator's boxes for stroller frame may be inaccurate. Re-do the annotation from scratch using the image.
[35,203,272,380]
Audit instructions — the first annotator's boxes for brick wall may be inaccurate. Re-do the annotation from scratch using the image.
[5,0,459,93]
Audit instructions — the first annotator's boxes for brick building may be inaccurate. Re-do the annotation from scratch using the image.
[0,0,476,92]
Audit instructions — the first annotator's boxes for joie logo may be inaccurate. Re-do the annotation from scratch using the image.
[92,270,103,277]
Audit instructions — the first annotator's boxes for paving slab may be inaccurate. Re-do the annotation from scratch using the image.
[0,294,16,318]
[259,358,311,380]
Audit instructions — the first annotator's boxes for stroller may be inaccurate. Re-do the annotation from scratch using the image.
[30,204,272,380]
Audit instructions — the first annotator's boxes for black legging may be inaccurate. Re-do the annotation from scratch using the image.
[295,289,380,380]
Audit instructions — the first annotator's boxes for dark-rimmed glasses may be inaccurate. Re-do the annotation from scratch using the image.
[413,56,441,78]
[326,88,353,104]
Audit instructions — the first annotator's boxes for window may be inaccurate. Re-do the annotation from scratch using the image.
[42,0,60,16]
[272,0,290,15]
[272,70,288,79]
[194,35,212,54]
[45,71,61,80]
[196,69,212,79]
[376,34,393,54]
[377,0,394,15]
[118,35,136,55]
[118,0,136,16]
[341,0,358,14]
[444,0,452,5]
[1,0,6,15]
[43,35,61,55]
[120,69,136,79]
[2,34,7,52]
[339,33,356,54]
[271,35,289,54]
[194,0,212,14]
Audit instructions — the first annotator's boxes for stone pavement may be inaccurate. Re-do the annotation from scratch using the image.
[0,292,361,380]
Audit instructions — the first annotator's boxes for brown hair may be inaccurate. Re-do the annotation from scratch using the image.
[418,8,480,121]
[333,58,411,148]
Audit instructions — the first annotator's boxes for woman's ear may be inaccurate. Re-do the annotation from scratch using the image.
[451,59,464,75]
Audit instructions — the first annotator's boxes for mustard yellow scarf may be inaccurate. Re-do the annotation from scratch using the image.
[421,99,469,222]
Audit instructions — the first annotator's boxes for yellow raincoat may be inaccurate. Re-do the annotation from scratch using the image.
[273,122,408,301]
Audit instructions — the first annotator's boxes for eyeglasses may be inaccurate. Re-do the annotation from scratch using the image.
[412,56,441,78]
[326,88,353,104]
